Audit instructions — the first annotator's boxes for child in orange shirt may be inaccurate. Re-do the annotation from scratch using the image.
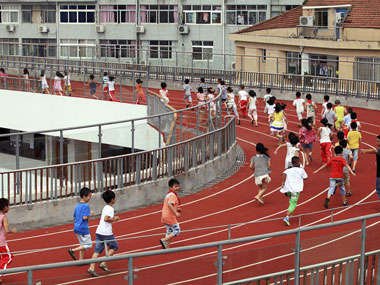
[160,178,182,249]
[135,79,145,104]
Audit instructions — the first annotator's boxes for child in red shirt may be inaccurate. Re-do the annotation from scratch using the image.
[315,145,355,208]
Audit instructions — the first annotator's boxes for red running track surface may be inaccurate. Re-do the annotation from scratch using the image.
[3,82,380,284]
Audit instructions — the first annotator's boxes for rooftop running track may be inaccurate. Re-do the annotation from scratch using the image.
[3,81,380,284]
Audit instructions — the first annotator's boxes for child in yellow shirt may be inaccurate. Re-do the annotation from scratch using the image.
[334,100,346,130]
[347,121,361,172]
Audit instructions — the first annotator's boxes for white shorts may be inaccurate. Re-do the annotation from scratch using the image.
[296,111,303,120]
[76,234,92,249]
[255,174,271,186]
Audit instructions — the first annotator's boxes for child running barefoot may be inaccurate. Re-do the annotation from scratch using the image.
[280,157,308,226]
[226,86,240,124]
[250,143,271,205]
[247,90,258,126]
[315,146,356,209]
[160,178,182,249]
[292,91,305,121]
[0,198,16,283]
[135,78,145,104]
[318,118,333,164]
[159,82,169,104]
[347,121,362,172]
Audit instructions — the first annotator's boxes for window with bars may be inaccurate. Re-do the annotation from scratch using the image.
[0,5,19,23]
[286,52,301,74]
[315,9,328,27]
[149,41,172,59]
[60,5,95,23]
[226,5,267,25]
[192,41,213,60]
[354,57,380,82]
[0,39,18,56]
[22,39,56,57]
[60,39,96,58]
[140,5,177,23]
[99,5,136,23]
[21,5,56,23]
[183,5,221,24]
[99,40,137,58]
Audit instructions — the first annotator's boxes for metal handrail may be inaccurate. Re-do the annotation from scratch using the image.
[1,213,379,285]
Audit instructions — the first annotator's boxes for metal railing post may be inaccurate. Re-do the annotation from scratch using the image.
[131,120,135,153]
[27,269,33,285]
[294,229,301,285]
[128,257,134,285]
[158,116,162,148]
[97,125,103,191]
[59,130,64,165]
[359,219,366,285]
[217,244,223,285]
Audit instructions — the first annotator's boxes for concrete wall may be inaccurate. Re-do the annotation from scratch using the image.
[9,143,239,230]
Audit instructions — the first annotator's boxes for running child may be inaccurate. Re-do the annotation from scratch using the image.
[321,95,330,117]
[40,70,50,94]
[237,85,249,118]
[107,75,116,101]
[68,187,93,261]
[292,91,305,121]
[183,78,193,108]
[263,88,272,114]
[250,143,271,205]
[159,82,169,104]
[0,198,16,283]
[23,68,30,91]
[323,103,336,129]
[88,190,120,277]
[87,74,98,99]
[102,72,109,99]
[334,100,346,130]
[160,178,182,249]
[247,90,258,126]
[305,93,317,125]
[299,118,316,165]
[347,121,362,172]
[64,70,72,96]
[206,87,216,118]
[274,132,303,169]
[196,87,205,108]
[199,77,208,91]
[270,103,286,143]
[280,156,308,226]
[226,86,240,124]
[135,78,145,104]
[266,96,276,119]
[314,145,356,208]
[53,71,64,96]
[318,118,333,163]
[340,140,353,197]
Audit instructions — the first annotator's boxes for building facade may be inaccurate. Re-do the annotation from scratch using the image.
[230,0,380,81]
[0,0,302,70]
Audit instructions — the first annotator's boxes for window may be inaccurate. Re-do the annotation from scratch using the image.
[261,49,267,62]
[286,52,301,74]
[0,5,19,23]
[184,5,221,24]
[99,5,136,23]
[21,5,56,24]
[0,39,18,56]
[192,41,213,60]
[149,41,172,59]
[99,40,136,58]
[60,5,95,23]
[140,5,177,23]
[60,39,95,58]
[22,39,56,57]
[309,54,338,77]
[354,57,380,82]
[315,9,328,27]
[226,5,267,25]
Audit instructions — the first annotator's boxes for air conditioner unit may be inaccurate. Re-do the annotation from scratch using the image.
[39,25,49,33]
[178,25,190,35]
[6,24,16,33]
[299,16,314,27]
[96,24,105,33]
[136,25,145,34]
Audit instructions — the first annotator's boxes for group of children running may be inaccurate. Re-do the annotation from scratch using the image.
[250,91,367,226]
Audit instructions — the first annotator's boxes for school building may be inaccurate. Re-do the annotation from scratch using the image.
[229,0,380,82]
[0,0,303,71]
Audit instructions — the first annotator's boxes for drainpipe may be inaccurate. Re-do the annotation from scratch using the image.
[136,0,140,64]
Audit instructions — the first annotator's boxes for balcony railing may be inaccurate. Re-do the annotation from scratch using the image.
[297,26,341,41]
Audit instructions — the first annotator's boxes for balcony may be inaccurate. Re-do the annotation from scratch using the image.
[297,26,341,41]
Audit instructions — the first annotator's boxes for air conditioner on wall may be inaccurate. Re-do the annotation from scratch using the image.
[299,16,314,26]
[178,25,190,35]
[136,25,145,34]
[96,24,105,33]
[39,25,49,33]
[6,24,16,33]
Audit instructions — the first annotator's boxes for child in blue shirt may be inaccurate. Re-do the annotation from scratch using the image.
[68,187,93,261]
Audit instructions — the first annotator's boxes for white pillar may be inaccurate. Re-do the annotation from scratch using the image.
[301,53,310,75]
